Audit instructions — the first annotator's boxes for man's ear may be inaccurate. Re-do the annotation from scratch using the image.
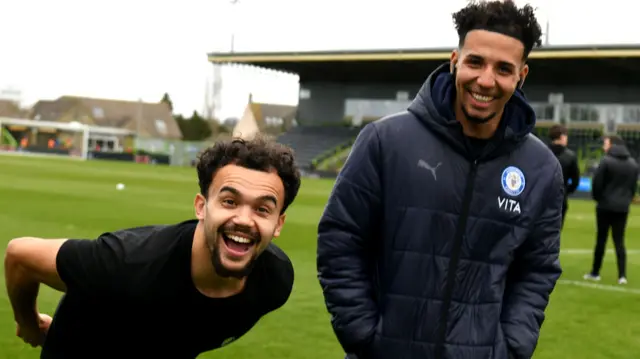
[272,213,286,238]
[518,63,529,89]
[194,193,206,220]
[450,49,459,73]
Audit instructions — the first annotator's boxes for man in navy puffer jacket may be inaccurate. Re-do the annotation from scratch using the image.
[317,1,563,359]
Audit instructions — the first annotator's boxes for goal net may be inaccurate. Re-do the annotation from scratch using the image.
[0,117,136,160]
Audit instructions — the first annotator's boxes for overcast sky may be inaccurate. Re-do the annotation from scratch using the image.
[0,0,637,119]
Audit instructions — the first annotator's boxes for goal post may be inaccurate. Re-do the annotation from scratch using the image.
[0,117,136,160]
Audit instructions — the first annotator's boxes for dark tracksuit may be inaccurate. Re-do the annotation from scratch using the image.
[590,144,639,279]
[549,144,580,227]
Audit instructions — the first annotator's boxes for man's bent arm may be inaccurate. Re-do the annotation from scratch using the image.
[317,123,383,355]
[591,159,606,201]
[501,164,563,359]
[4,238,68,328]
[6,234,126,328]
[567,154,580,195]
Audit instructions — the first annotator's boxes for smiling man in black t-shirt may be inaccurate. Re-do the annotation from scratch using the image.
[4,135,301,358]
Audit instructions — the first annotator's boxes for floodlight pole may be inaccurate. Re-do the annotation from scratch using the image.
[545,20,550,46]
[543,0,551,46]
[230,0,239,53]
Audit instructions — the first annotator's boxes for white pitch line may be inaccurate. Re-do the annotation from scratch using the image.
[558,280,640,295]
[561,249,640,255]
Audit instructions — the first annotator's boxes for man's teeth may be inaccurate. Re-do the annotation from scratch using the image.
[471,93,492,102]
[227,234,252,244]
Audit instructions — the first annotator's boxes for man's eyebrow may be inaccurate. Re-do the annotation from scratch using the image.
[258,195,278,206]
[219,186,240,196]
[466,54,516,70]
[219,186,278,206]
[466,54,484,61]
[497,60,516,70]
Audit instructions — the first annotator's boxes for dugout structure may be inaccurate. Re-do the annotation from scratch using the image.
[209,44,640,164]
[0,117,136,160]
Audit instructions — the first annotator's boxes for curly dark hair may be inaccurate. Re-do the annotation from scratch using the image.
[452,0,543,59]
[196,135,301,213]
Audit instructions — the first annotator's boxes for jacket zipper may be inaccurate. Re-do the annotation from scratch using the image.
[434,159,479,358]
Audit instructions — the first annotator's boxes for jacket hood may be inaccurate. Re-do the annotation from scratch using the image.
[608,144,631,159]
[407,63,537,160]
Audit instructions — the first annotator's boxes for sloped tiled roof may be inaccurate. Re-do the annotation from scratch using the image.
[0,99,26,118]
[31,96,182,139]
[249,102,297,131]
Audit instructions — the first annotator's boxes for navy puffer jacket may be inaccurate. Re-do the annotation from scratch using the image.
[317,64,564,359]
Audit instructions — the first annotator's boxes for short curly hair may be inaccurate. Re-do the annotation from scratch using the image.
[548,124,568,141]
[452,0,543,59]
[196,135,301,213]
[605,135,625,146]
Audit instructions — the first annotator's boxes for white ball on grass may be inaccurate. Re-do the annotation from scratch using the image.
[116,183,125,191]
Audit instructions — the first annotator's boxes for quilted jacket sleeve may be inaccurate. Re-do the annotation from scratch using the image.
[566,152,580,195]
[317,123,383,356]
[501,162,564,359]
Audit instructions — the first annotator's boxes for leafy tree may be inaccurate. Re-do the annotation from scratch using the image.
[160,93,173,112]
[175,111,212,141]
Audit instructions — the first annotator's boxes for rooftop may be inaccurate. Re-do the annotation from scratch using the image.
[208,44,640,84]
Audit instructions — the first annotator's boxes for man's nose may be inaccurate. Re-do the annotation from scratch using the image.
[476,68,496,88]
[232,206,254,227]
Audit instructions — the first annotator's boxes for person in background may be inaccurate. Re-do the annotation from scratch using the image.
[548,124,580,227]
[585,135,639,285]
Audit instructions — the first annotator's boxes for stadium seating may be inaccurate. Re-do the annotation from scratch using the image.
[278,122,640,175]
[276,126,360,169]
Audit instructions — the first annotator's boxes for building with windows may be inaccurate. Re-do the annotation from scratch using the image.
[232,93,297,139]
[29,96,182,152]
[210,45,640,126]
[209,44,640,168]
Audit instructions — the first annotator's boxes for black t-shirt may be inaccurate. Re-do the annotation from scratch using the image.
[41,219,294,359]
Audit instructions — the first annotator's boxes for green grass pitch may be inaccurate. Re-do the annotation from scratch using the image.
[0,154,639,358]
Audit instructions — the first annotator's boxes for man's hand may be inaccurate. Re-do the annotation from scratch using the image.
[16,313,52,347]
